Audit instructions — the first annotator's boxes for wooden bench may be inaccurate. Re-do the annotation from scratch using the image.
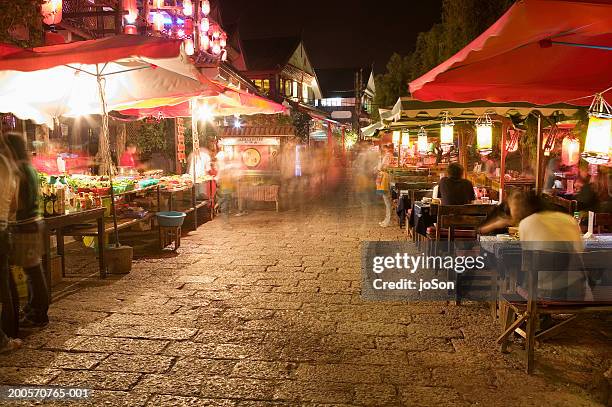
[498,250,612,374]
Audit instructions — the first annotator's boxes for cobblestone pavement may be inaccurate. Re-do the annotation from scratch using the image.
[1,188,610,406]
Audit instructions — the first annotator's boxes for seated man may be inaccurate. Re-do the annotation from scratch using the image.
[438,163,475,205]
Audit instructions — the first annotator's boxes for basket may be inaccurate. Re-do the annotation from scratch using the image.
[156,211,186,227]
[104,245,133,274]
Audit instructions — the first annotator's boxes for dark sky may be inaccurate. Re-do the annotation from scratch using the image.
[218,0,443,73]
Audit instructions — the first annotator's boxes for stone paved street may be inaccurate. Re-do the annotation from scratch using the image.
[1,189,610,406]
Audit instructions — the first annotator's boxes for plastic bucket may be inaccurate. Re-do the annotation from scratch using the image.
[156,211,186,227]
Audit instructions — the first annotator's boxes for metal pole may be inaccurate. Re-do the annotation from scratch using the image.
[535,113,543,194]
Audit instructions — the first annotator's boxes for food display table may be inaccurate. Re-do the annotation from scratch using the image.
[43,208,106,297]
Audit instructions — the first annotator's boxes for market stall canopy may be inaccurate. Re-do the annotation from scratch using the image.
[0,35,220,126]
[385,97,582,125]
[361,121,385,137]
[115,86,286,119]
[408,0,612,106]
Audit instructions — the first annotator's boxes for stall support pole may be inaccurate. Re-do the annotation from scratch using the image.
[535,114,543,194]
[191,101,200,231]
[499,121,508,200]
[341,127,346,163]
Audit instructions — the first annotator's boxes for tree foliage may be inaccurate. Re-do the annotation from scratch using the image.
[373,0,515,114]
[0,0,44,47]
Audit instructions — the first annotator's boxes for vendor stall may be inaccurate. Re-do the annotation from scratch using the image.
[217,126,294,212]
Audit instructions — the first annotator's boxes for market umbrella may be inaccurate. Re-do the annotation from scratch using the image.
[408,0,612,106]
[0,35,221,250]
[114,86,287,119]
[0,35,222,174]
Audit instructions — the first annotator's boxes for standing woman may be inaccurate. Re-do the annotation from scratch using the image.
[6,134,49,327]
[376,144,392,227]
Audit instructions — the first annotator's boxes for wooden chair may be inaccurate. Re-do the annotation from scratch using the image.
[426,204,496,242]
[541,192,578,214]
[594,213,612,233]
[406,189,433,240]
[498,250,612,374]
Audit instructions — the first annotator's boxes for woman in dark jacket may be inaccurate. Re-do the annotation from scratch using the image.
[6,134,49,327]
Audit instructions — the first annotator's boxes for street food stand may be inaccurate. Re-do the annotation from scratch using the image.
[217,127,293,211]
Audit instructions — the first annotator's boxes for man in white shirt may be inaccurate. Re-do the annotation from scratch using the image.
[508,191,586,300]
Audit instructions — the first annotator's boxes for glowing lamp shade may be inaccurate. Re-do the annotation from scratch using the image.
[392,131,400,146]
[401,131,410,147]
[199,35,210,51]
[152,13,164,31]
[220,33,227,48]
[561,137,580,166]
[582,116,611,164]
[440,124,454,145]
[153,0,163,8]
[212,40,221,55]
[182,0,193,16]
[200,17,209,33]
[184,38,194,55]
[202,0,211,16]
[42,0,63,25]
[122,0,137,24]
[418,134,428,153]
[476,124,493,155]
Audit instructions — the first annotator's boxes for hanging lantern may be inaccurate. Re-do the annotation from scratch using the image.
[505,128,520,153]
[152,12,164,31]
[211,26,221,39]
[202,0,211,16]
[392,131,401,146]
[153,0,163,8]
[220,32,227,48]
[582,94,611,165]
[212,40,221,55]
[200,17,209,33]
[475,113,493,155]
[199,34,210,51]
[184,38,195,55]
[221,49,228,62]
[184,18,193,35]
[401,131,410,147]
[182,0,193,16]
[42,0,63,25]
[561,136,580,166]
[417,127,428,154]
[440,111,454,145]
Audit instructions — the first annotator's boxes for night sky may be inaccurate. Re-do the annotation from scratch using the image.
[218,0,443,72]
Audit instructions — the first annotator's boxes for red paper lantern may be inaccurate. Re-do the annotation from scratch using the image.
[41,0,63,25]
[562,136,580,166]
[184,18,193,35]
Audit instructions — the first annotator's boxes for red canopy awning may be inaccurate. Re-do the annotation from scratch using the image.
[409,0,612,106]
[0,35,183,72]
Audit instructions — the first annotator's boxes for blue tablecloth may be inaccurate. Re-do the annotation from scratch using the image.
[408,201,436,236]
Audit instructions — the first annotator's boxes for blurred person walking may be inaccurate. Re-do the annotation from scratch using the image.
[376,144,392,227]
[0,136,19,337]
[6,134,49,328]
